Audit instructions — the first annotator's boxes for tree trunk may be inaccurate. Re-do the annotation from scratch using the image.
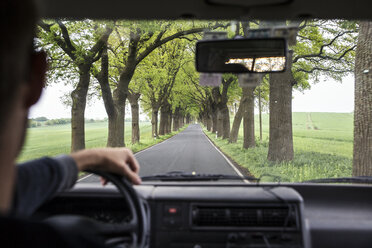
[206,113,212,131]
[211,109,218,133]
[167,111,172,133]
[151,109,159,137]
[353,21,372,176]
[159,102,172,135]
[267,51,294,162]
[105,86,126,147]
[159,107,167,136]
[212,87,223,137]
[172,115,178,131]
[95,46,125,147]
[258,88,263,141]
[229,95,246,143]
[99,70,130,148]
[173,107,180,131]
[128,92,141,144]
[186,114,191,124]
[212,79,232,139]
[222,106,230,139]
[178,116,181,129]
[216,109,224,137]
[243,87,256,149]
[107,99,125,147]
[70,66,90,152]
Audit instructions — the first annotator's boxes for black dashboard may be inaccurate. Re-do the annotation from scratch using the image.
[147,186,308,248]
[35,183,372,248]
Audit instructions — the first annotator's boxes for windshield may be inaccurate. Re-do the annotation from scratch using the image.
[18,19,366,184]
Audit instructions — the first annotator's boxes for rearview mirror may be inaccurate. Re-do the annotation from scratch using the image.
[196,38,287,73]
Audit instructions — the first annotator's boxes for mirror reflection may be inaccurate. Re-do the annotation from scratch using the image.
[196,38,287,73]
[225,56,286,72]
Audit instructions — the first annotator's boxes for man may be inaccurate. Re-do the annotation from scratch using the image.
[0,0,141,246]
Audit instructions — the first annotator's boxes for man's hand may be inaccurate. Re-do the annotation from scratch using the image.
[71,148,141,185]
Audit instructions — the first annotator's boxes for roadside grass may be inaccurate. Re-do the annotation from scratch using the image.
[18,121,186,163]
[207,112,353,182]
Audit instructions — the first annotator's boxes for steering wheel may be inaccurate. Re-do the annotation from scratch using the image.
[45,170,148,248]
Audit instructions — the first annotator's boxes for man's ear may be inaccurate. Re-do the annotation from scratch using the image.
[24,51,47,108]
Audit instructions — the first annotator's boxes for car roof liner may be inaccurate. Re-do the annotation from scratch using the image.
[37,0,372,20]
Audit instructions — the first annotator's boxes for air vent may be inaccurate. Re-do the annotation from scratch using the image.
[192,205,297,228]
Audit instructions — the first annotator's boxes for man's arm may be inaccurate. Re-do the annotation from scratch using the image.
[12,156,77,216]
[12,148,141,216]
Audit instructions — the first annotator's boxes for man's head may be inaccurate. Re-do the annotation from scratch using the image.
[0,0,47,212]
[0,0,47,154]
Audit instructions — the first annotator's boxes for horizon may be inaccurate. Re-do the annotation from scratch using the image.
[29,111,354,121]
[29,75,355,119]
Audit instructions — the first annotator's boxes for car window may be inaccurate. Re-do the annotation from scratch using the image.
[19,19,365,184]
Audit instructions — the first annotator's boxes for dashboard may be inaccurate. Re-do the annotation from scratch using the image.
[35,183,372,248]
[147,186,308,248]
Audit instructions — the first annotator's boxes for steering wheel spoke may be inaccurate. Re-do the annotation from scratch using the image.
[99,221,138,236]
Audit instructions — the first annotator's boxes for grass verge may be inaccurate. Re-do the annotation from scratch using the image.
[203,127,352,183]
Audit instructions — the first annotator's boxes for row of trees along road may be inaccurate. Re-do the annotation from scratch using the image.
[38,20,226,149]
[38,19,371,175]
[196,20,357,160]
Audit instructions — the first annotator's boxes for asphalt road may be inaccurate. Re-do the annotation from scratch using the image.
[78,124,240,183]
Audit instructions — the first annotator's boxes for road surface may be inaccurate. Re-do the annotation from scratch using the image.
[79,124,240,183]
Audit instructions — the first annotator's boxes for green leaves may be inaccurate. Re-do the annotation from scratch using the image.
[38,19,359,120]
[38,19,113,86]
[292,20,358,86]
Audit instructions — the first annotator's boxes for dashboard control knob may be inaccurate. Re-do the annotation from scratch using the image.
[228,233,238,242]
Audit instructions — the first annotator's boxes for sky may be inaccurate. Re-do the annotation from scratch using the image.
[29,75,355,119]
[292,75,354,113]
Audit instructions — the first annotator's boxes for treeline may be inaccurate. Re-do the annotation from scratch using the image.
[28,117,105,128]
[37,20,213,148]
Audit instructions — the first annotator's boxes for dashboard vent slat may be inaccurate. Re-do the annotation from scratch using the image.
[192,206,297,228]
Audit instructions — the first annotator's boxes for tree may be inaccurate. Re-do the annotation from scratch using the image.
[267,20,357,162]
[243,87,256,148]
[180,51,239,137]
[267,51,295,160]
[228,21,263,147]
[140,39,186,137]
[127,90,142,144]
[181,62,214,130]
[211,75,235,139]
[241,22,259,148]
[255,81,270,142]
[229,92,245,143]
[96,20,224,146]
[35,117,48,122]
[38,20,112,151]
[352,21,372,176]
[228,77,269,144]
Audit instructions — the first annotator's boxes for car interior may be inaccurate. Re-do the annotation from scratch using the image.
[31,0,372,248]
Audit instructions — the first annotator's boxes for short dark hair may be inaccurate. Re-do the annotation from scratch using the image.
[0,0,37,126]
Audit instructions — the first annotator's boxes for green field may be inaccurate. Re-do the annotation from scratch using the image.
[205,112,353,182]
[18,121,182,163]
[19,113,353,182]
